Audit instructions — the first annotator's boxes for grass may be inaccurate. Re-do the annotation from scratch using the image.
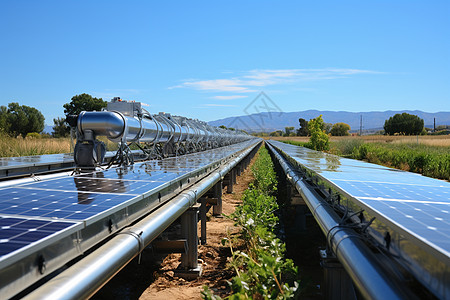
[0,133,72,157]
[0,132,119,157]
[333,141,450,180]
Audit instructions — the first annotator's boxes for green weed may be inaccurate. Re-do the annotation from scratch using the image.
[202,146,299,300]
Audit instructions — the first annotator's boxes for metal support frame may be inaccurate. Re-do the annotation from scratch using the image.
[224,171,233,194]
[199,198,207,245]
[320,250,357,300]
[212,181,223,216]
[180,205,201,271]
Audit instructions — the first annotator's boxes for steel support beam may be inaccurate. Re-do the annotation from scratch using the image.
[212,181,223,216]
[180,205,200,270]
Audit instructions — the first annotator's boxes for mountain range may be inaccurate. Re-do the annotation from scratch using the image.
[208,110,450,133]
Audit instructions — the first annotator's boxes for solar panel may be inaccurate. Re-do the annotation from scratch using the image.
[269,140,450,252]
[0,216,79,257]
[19,177,165,195]
[268,140,450,298]
[76,166,191,182]
[0,139,259,299]
[0,187,136,221]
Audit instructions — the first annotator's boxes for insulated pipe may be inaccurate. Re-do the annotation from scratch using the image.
[77,111,249,145]
[78,111,160,143]
[23,140,261,300]
[266,141,410,300]
[78,111,126,140]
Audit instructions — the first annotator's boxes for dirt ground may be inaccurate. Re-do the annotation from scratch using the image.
[138,155,257,300]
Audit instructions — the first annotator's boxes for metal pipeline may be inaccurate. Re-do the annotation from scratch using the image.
[266,141,409,300]
[77,111,249,145]
[23,140,261,300]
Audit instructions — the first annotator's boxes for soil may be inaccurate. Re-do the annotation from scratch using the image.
[92,154,257,300]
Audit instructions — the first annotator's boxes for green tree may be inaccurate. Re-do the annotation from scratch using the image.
[0,105,9,133]
[384,113,424,135]
[330,122,351,136]
[269,130,283,137]
[63,93,107,116]
[2,102,45,137]
[52,117,70,138]
[297,118,309,136]
[283,126,295,137]
[309,115,329,151]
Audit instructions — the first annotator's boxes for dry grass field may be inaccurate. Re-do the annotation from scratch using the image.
[0,135,72,157]
[0,133,118,157]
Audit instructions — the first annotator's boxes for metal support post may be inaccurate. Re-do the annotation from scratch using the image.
[232,168,237,185]
[212,180,223,216]
[200,198,207,245]
[320,250,357,300]
[236,163,241,176]
[178,205,202,278]
[225,172,233,194]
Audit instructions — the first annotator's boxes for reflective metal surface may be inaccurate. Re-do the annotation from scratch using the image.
[78,111,125,139]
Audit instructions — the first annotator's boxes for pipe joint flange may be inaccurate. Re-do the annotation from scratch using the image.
[333,233,363,256]
[116,229,145,254]
[179,190,197,204]
[312,201,326,218]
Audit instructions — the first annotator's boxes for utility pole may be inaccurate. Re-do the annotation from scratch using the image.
[360,115,362,136]
[434,118,436,132]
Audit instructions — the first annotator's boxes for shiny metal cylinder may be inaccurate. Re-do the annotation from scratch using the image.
[77,110,251,146]
[78,111,125,140]
[153,115,172,143]
[138,118,159,143]
[122,115,142,142]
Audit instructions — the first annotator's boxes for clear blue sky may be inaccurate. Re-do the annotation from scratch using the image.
[0,1,449,125]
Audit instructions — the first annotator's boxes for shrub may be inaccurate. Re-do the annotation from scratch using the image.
[309,115,329,151]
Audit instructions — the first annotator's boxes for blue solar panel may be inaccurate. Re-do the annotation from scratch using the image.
[268,140,450,259]
[76,167,189,182]
[0,139,259,300]
[0,216,77,257]
[18,177,165,196]
[0,187,135,220]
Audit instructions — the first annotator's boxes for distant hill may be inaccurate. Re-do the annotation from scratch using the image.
[209,110,450,133]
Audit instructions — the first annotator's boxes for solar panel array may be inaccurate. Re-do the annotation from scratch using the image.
[267,140,450,261]
[0,140,257,277]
